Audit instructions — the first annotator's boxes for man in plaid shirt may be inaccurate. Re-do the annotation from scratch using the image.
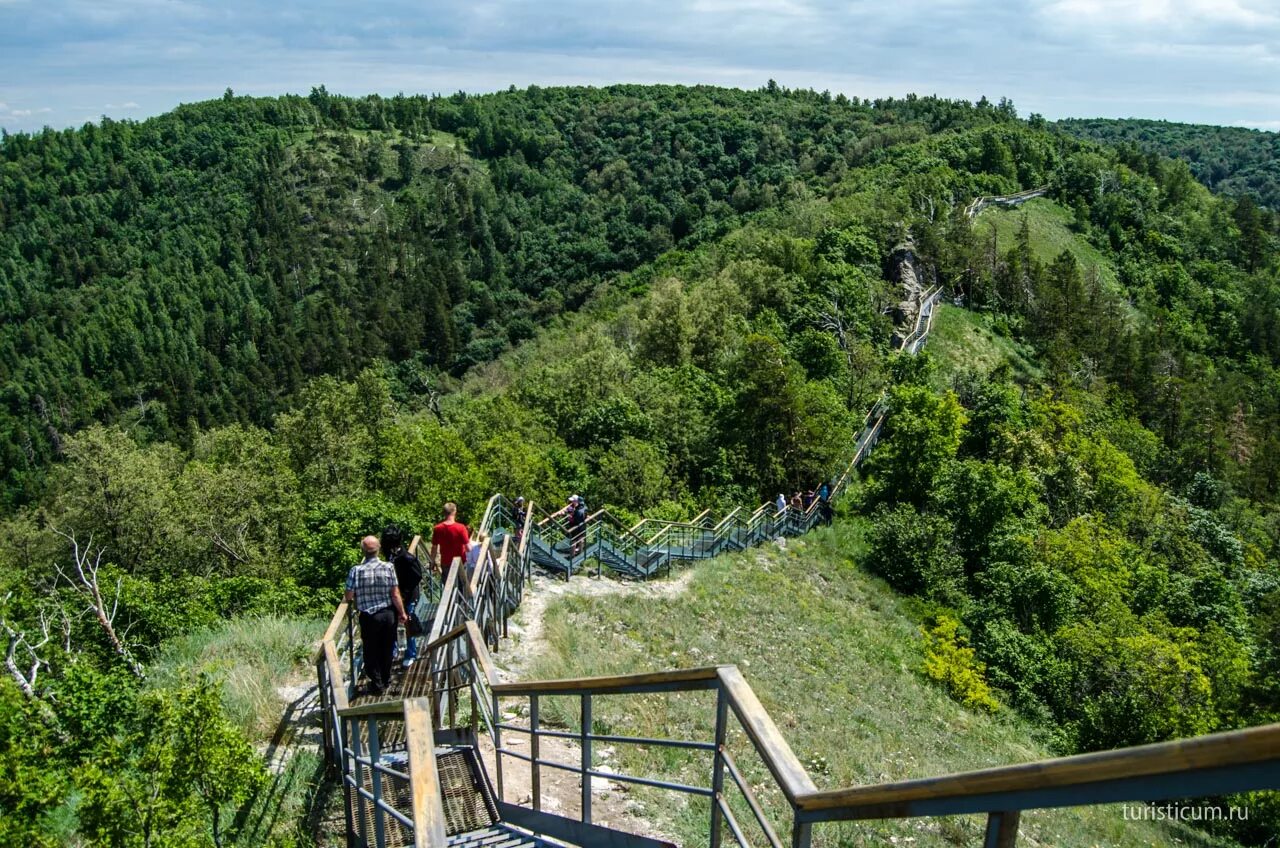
[344,536,407,696]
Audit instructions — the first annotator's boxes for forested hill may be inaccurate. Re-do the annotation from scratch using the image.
[5,85,1280,846]
[1058,117,1280,209]
[0,85,1026,508]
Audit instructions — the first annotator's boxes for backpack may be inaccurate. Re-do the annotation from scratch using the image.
[572,504,587,526]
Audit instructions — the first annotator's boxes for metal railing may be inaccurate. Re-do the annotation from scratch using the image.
[964,186,1049,219]
[384,624,1280,848]
[336,696,447,848]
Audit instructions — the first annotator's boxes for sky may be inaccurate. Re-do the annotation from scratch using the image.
[1,0,1278,134]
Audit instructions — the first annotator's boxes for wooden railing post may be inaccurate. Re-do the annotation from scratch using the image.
[530,695,541,811]
[710,685,729,848]
[983,810,1020,848]
[404,697,448,848]
[581,693,593,823]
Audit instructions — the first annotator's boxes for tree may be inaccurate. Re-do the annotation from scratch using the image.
[76,673,265,848]
[868,385,967,507]
[0,679,64,847]
[636,277,693,367]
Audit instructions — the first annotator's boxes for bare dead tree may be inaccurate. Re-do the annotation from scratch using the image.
[2,602,52,697]
[52,530,144,679]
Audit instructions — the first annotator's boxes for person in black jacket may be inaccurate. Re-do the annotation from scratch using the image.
[382,525,424,669]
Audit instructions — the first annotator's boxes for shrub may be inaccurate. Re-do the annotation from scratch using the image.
[867,503,967,606]
[921,614,1000,713]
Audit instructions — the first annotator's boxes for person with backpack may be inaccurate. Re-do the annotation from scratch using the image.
[552,495,588,558]
[382,525,423,669]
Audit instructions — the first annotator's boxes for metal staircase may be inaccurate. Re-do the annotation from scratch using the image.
[310,275,1280,848]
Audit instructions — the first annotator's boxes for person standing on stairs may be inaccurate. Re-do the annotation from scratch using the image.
[344,536,407,696]
[431,502,471,582]
[551,495,588,559]
[382,525,423,669]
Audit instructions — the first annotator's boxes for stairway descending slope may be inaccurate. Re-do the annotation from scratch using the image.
[311,253,1280,848]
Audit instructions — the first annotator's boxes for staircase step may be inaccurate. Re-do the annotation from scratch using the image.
[447,823,559,848]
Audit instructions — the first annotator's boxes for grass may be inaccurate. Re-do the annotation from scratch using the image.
[974,197,1120,293]
[518,521,1234,848]
[926,303,1042,389]
[149,615,325,741]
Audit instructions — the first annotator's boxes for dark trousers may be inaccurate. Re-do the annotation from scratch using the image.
[359,607,397,694]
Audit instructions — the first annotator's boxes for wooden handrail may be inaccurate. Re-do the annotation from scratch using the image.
[420,619,502,688]
[427,557,463,645]
[796,722,1280,814]
[312,600,350,662]
[338,699,407,719]
[717,666,818,805]
[465,620,500,687]
[404,697,449,848]
[323,640,349,711]
[467,536,492,597]
[493,665,723,696]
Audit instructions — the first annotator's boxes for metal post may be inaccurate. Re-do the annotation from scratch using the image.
[983,810,1020,848]
[350,717,369,847]
[791,821,812,848]
[370,719,386,848]
[710,686,729,848]
[581,693,593,823]
[493,692,505,801]
[340,713,356,846]
[317,659,332,770]
[531,696,542,811]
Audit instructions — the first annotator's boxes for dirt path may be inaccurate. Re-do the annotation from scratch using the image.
[482,569,698,844]
[496,570,697,681]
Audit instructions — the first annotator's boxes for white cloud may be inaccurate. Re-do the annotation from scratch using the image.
[104,101,141,109]
[10,109,32,116]
[1040,0,1278,29]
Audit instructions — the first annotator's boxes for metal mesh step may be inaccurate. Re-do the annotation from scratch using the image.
[447,824,550,848]
[438,747,500,836]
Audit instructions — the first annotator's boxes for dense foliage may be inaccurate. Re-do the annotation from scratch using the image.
[1058,117,1280,209]
[2,85,1279,845]
[0,84,1022,509]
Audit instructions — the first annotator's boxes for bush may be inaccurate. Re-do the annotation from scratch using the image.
[866,503,967,606]
[294,494,423,590]
[921,614,1000,713]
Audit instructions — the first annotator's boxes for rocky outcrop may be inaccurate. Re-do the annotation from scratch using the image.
[885,241,929,348]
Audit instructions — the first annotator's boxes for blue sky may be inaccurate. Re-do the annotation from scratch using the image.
[2,0,1278,134]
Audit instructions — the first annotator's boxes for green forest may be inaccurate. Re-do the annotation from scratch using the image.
[1059,117,1280,209]
[2,86,1279,847]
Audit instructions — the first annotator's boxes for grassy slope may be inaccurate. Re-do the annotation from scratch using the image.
[926,303,1042,389]
[974,197,1120,292]
[520,522,1229,848]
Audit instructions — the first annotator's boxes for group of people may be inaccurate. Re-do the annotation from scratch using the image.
[775,481,833,525]
[342,502,475,696]
[346,483,836,695]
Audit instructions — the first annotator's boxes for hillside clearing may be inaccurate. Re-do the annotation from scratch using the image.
[505,523,1232,848]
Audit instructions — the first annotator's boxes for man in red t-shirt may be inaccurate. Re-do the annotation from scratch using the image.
[430,502,471,579]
